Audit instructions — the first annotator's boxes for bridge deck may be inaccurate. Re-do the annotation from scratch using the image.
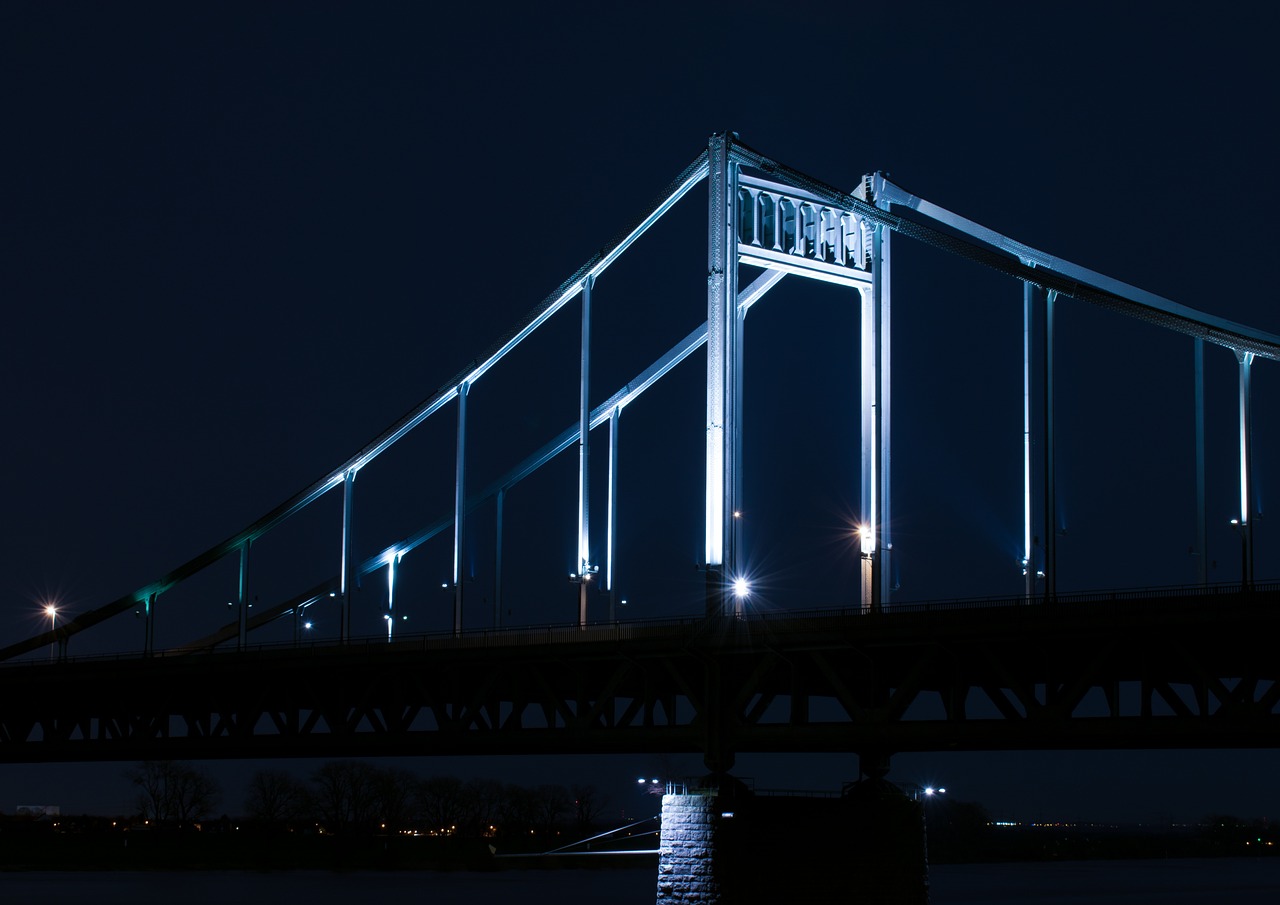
[4,586,1278,764]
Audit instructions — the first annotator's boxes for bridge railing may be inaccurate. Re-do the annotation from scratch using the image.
[6,579,1275,668]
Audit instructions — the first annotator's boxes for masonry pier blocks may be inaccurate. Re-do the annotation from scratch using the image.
[657,780,928,904]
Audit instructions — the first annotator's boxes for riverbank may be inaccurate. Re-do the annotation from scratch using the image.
[2,815,1276,872]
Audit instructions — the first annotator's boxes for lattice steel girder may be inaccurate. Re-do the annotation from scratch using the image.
[3,589,1280,763]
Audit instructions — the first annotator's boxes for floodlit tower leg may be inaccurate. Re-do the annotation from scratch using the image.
[732,276,746,618]
[1022,282,1036,603]
[454,381,469,636]
[237,540,251,651]
[859,282,877,613]
[607,406,619,623]
[340,468,355,644]
[1237,350,1255,588]
[1194,339,1207,587]
[578,276,593,628]
[705,132,739,616]
[1043,290,1057,600]
[386,555,396,643]
[875,220,892,608]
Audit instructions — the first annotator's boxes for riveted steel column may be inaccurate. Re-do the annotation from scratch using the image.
[1023,282,1035,601]
[237,541,252,650]
[386,553,398,642]
[454,381,469,635]
[607,405,619,623]
[340,468,355,643]
[578,276,593,627]
[859,277,876,612]
[1044,290,1057,599]
[1237,350,1255,587]
[876,218,892,608]
[705,132,739,616]
[731,260,747,618]
[494,488,505,627]
[1194,339,1207,587]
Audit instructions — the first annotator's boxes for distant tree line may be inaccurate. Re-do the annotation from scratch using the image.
[125,760,608,840]
[125,761,220,825]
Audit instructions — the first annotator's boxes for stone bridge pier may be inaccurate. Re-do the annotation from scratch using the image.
[656,774,928,904]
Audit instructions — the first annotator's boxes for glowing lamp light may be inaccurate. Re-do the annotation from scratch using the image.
[303,621,313,630]
[733,577,749,598]
[44,604,57,619]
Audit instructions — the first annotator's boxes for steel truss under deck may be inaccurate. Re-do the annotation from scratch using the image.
[4,585,1279,765]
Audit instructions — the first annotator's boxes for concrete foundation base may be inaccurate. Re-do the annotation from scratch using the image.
[656,779,928,904]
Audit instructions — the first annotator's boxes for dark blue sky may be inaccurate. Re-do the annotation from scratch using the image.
[1,2,1277,821]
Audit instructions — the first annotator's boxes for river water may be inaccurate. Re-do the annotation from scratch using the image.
[2,858,1279,903]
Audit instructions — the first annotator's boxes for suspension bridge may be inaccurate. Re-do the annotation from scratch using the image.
[3,132,1278,772]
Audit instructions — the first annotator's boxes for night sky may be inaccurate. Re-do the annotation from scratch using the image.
[2,2,1277,822]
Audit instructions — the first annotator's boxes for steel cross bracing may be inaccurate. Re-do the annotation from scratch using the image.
[3,586,1280,763]
[5,131,1279,666]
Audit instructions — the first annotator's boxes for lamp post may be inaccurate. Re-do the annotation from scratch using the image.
[902,783,946,802]
[44,604,57,662]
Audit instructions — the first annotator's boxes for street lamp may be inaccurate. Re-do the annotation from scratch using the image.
[904,783,946,801]
[44,604,57,662]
